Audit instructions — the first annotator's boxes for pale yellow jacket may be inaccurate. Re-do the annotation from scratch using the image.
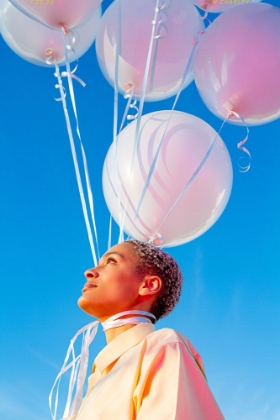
[68,323,224,419]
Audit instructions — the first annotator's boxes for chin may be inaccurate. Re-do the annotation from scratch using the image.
[77,295,90,312]
[77,296,99,318]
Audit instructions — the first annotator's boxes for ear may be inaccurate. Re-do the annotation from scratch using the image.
[139,275,162,297]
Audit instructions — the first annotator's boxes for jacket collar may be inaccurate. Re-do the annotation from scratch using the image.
[94,323,155,374]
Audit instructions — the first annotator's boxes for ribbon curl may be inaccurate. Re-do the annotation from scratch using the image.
[228,111,251,173]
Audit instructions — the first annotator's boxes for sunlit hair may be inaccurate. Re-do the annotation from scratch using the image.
[126,240,183,320]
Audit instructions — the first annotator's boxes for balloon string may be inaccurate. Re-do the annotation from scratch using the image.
[149,0,172,92]
[228,111,251,172]
[61,29,100,264]
[111,0,125,246]
[129,27,203,239]
[103,156,153,240]
[116,83,141,243]
[62,71,86,87]
[115,0,168,241]
[120,84,138,128]
[170,29,204,112]
[129,0,161,168]
[154,0,172,39]
[108,214,113,251]
[155,115,229,236]
[117,85,139,242]
[120,0,161,239]
[110,0,158,244]
[46,50,98,266]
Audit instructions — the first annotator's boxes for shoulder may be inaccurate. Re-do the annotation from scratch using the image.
[143,327,205,376]
[148,327,185,341]
[144,327,192,353]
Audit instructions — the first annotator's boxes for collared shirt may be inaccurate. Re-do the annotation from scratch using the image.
[70,323,224,420]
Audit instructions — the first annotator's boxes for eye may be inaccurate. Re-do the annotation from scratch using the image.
[107,257,117,264]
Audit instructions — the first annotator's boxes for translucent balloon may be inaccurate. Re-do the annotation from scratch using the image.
[95,0,203,102]
[191,0,261,14]
[0,0,101,66]
[193,3,280,125]
[8,0,102,30]
[102,111,233,247]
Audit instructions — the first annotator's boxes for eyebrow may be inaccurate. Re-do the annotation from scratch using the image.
[98,251,125,265]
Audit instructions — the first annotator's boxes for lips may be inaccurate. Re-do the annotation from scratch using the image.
[82,283,97,292]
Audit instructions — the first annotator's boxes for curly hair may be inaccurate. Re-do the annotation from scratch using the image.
[126,240,183,320]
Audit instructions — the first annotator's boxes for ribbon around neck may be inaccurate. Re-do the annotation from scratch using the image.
[49,310,155,420]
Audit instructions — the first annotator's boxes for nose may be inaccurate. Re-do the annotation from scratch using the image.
[84,268,99,280]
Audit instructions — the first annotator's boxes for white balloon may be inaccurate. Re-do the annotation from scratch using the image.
[96,0,203,101]
[103,111,233,247]
[0,0,101,66]
[193,3,280,126]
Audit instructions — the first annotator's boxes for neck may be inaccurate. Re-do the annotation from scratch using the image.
[105,324,136,343]
[100,310,156,344]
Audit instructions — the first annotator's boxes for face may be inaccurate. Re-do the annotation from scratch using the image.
[78,242,150,321]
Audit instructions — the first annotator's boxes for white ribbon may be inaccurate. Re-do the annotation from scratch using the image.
[49,310,155,420]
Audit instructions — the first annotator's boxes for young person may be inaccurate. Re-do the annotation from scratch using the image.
[55,240,224,419]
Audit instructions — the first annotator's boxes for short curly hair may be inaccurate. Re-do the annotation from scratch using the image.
[126,240,183,320]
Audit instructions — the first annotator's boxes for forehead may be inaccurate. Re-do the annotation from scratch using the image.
[102,242,137,261]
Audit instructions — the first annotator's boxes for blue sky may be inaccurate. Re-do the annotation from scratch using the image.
[0,1,280,419]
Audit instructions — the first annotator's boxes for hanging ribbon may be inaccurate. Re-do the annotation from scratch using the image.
[61,28,100,262]
[128,23,204,239]
[49,321,99,420]
[122,84,139,124]
[154,115,229,237]
[112,0,178,243]
[45,30,99,265]
[228,111,251,173]
[111,0,125,246]
[119,0,163,240]
[49,310,155,420]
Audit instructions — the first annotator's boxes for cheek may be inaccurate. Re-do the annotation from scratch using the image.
[117,281,141,300]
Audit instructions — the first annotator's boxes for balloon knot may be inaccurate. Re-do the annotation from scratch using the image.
[227,111,237,120]
[125,83,134,92]
[45,48,53,56]
[62,25,70,35]
[149,233,164,247]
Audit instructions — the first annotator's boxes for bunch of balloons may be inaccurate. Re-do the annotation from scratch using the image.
[99,0,280,246]
[1,0,279,248]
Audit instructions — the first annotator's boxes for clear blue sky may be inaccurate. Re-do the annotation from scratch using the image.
[0,1,280,419]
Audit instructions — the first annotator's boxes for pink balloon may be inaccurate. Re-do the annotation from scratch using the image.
[191,0,261,14]
[0,0,101,66]
[8,0,101,30]
[193,3,280,126]
[96,0,203,101]
[102,111,233,247]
